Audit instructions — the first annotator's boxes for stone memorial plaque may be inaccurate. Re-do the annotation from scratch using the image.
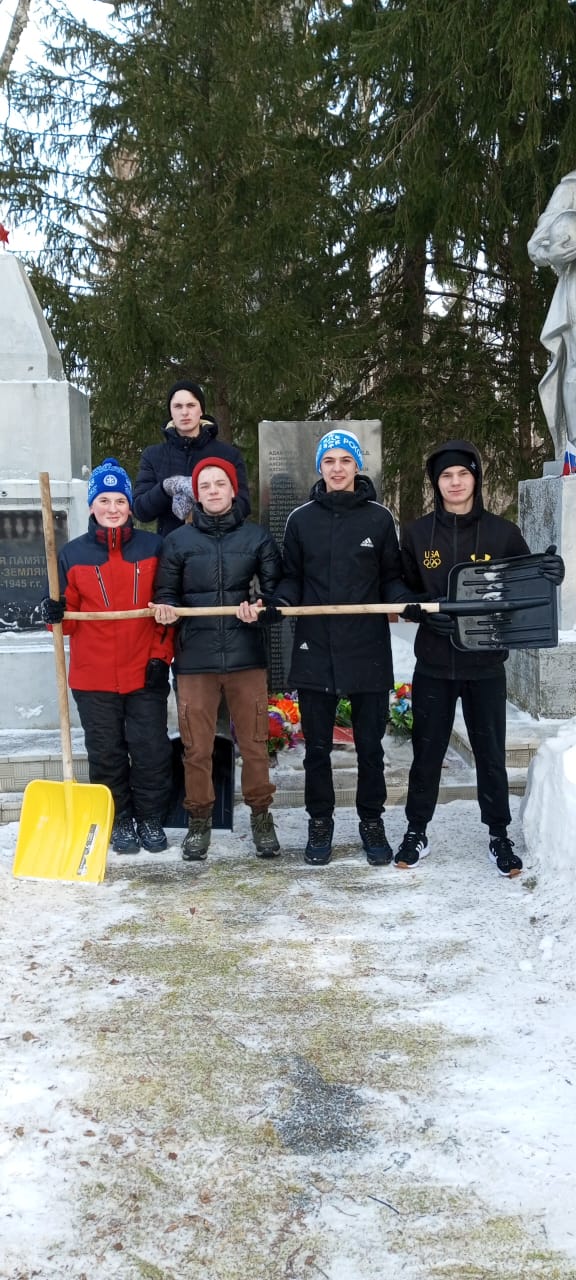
[258,419,382,536]
[0,509,68,631]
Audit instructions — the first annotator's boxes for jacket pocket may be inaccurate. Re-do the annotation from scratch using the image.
[177,700,193,748]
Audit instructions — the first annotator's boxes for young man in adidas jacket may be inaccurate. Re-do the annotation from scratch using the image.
[274,430,410,867]
[397,439,564,878]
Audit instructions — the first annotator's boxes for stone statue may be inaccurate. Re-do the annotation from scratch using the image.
[528,171,576,461]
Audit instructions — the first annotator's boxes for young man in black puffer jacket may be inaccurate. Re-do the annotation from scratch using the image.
[133,380,251,537]
[269,429,412,868]
[397,439,564,878]
[150,457,281,861]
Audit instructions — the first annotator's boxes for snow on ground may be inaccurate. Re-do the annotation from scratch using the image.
[2,627,576,1277]
[1,792,576,1280]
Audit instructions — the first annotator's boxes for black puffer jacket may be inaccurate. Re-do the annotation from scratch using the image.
[401,439,530,679]
[277,475,409,694]
[154,504,281,674]
[132,418,251,536]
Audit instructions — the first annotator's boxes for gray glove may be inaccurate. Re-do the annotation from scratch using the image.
[162,475,194,520]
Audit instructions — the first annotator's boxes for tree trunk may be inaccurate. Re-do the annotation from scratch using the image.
[398,239,427,525]
[0,0,31,86]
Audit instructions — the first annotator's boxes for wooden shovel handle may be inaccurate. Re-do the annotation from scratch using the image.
[39,473,74,782]
[63,602,441,620]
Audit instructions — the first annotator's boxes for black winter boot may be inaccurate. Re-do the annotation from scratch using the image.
[136,817,168,852]
[304,818,334,865]
[111,813,140,854]
[359,818,393,866]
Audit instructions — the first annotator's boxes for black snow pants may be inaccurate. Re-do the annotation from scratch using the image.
[72,687,173,820]
[405,669,511,834]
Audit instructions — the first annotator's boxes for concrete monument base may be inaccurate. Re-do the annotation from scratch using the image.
[506,641,576,719]
[504,472,576,719]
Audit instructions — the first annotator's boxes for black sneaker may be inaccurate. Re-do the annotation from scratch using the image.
[394,827,429,869]
[304,818,334,865]
[250,810,280,858]
[489,835,523,878]
[111,813,140,854]
[182,817,211,861]
[359,818,393,866]
[136,817,168,853]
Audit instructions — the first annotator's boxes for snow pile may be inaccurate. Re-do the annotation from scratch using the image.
[521,717,576,876]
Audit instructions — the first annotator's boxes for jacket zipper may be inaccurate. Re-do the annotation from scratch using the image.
[133,562,139,605]
[450,517,457,678]
[95,566,110,608]
[217,531,226,671]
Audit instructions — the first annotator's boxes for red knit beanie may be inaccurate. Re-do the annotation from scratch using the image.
[191,456,239,499]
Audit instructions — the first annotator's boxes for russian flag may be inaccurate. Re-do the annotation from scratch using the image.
[563,448,576,475]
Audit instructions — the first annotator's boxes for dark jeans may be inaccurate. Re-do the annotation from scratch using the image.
[298,688,388,821]
[72,687,173,820]
[405,670,511,833]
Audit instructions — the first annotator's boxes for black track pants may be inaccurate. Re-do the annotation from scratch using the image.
[298,688,388,821]
[405,670,511,832]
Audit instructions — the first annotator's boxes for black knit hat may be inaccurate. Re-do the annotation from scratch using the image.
[431,449,479,487]
[166,379,206,417]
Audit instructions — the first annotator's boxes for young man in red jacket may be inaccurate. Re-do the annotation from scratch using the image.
[41,458,174,855]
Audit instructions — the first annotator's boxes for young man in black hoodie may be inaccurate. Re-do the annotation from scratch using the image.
[398,439,564,878]
[133,380,250,537]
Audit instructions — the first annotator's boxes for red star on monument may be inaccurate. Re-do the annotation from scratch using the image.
[0,223,9,245]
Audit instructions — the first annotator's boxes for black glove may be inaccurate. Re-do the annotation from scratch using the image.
[423,610,456,637]
[538,544,565,586]
[257,604,283,627]
[145,658,171,691]
[401,604,425,623]
[40,595,66,624]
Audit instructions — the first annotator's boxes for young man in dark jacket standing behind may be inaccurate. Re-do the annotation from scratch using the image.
[397,439,564,878]
[274,429,410,868]
[133,380,250,536]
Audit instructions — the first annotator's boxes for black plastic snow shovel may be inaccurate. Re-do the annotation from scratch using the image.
[446,553,558,651]
[60,551,559,654]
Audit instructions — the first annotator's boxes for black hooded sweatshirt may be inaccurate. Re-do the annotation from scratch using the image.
[400,439,529,679]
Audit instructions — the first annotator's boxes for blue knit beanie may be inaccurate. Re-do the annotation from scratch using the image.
[315,430,363,473]
[88,458,133,505]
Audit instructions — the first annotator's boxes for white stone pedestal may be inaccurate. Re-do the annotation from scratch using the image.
[506,473,576,718]
[0,256,92,729]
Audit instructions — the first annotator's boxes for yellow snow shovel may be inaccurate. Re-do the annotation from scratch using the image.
[12,474,114,883]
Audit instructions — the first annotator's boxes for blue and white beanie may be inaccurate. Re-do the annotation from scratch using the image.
[315,430,363,474]
[88,458,133,505]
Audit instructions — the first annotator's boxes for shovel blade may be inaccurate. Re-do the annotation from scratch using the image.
[13,779,114,883]
[448,553,558,651]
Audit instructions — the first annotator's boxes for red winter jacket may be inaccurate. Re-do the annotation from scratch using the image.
[56,517,174,693]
